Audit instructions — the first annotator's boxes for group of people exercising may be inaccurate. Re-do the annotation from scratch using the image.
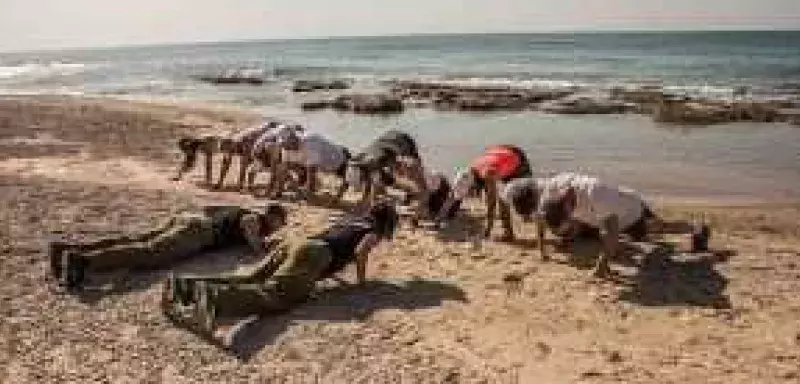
[46,120,711,347]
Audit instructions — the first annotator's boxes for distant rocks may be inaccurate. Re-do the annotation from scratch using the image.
[651,96,787,125]
[540,95,635,115]
[292,79,350,93]
[391,80,575,112]
[193,69,265,85]
[289,78,800,126]
[302,94,404,114]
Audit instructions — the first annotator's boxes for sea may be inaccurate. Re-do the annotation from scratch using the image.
[2,31,799,202]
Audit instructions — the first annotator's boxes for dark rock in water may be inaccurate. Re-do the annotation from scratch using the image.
[194,69,265,86]
[391,80,577,112]
[652,98,732,125]
[540,95,635,115]
[328,80,350,90]
[301,100,333,111]
[778,108,800,125]
[331,94,404,114]
[292,79,351,93]
[195,75,264,85]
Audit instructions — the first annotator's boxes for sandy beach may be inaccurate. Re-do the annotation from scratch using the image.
[1,96,799,383]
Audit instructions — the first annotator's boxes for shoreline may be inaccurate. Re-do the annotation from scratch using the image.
[3,93,798,205]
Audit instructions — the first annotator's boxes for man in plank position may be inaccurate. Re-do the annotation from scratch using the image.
[499,173,711,277]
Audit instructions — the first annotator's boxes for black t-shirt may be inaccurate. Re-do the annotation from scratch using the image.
[311,217,375,278]
[361,130,420,169]
[200,205,256,249]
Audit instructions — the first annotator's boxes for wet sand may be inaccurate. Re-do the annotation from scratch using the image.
[1,96,799,383]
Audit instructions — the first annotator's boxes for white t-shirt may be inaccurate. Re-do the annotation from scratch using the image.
[537,173,645,230]
[500,177,544,204]
[231,123,273,145]
[251,125,295,156]
[282,133,346,173]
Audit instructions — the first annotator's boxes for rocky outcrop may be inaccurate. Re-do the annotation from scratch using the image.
[391,80,576,112]
[540,95,635,115]
[778,108,800,125]
[193,69,265,85]
[300,100,332,111]
[651,98,732,125]
[326,94,404,114]
[292,79,350,93]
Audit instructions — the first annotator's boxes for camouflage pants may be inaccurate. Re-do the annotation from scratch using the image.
[191,239,333,318]
[79,213,216,271]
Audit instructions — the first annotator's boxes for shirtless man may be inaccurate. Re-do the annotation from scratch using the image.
[501,173,710,277]
[434,144,532,238]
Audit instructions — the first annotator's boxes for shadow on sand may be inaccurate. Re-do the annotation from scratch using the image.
[616,242,734,309]
[217,278,467,361]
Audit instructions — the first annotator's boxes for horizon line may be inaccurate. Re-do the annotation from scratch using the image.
[3,27,799,54]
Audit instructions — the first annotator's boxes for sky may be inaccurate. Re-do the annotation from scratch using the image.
[1,0,798,52]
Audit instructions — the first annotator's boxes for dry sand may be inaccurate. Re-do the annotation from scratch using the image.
[1,96,799,383]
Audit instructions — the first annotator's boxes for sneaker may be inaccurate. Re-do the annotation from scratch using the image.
[691,224,711,253]
[161,275,180,319]
[47,235,76,280]
[61,251,86,289]
[216,315,261,349]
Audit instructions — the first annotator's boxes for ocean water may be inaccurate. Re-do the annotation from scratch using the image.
[1,31,799,201]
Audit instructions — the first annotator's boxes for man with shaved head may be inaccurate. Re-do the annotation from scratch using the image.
[500,173,711,278]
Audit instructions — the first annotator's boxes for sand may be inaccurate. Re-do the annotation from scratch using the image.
[1,96,799,383]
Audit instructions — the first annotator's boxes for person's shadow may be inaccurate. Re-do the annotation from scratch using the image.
[216,277,468,361]
[616,242,733,309]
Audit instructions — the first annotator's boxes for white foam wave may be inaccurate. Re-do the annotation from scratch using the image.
[0,61,87,80]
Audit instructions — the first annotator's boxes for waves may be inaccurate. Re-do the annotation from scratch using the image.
[1,32,799,102]
[0,61,88,80]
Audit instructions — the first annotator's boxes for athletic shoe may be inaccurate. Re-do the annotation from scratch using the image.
[61,251,86,289]
[691,224,711,253]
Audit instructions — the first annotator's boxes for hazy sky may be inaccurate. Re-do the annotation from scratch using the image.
[2,0,798,51]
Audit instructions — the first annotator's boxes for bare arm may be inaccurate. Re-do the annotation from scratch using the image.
[434,197,456,224]
[484,176,498,238]
[355,233,381,286]
[595,214,619,277]
[536,216,548,261]
[498,199,515,242]
[304,165,318,197]
[265,147,287,198]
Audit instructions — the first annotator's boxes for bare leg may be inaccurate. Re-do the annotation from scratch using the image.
[237,152,253,192]
[594,215,619,277]
[499,200,515,242]
[201,138,217,186]
[333,177,349,202]
[216,152,233,190]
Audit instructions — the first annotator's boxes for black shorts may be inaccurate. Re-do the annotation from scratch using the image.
[561,205,654,242]
[335,147,352,178]
[498,145,532,183]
